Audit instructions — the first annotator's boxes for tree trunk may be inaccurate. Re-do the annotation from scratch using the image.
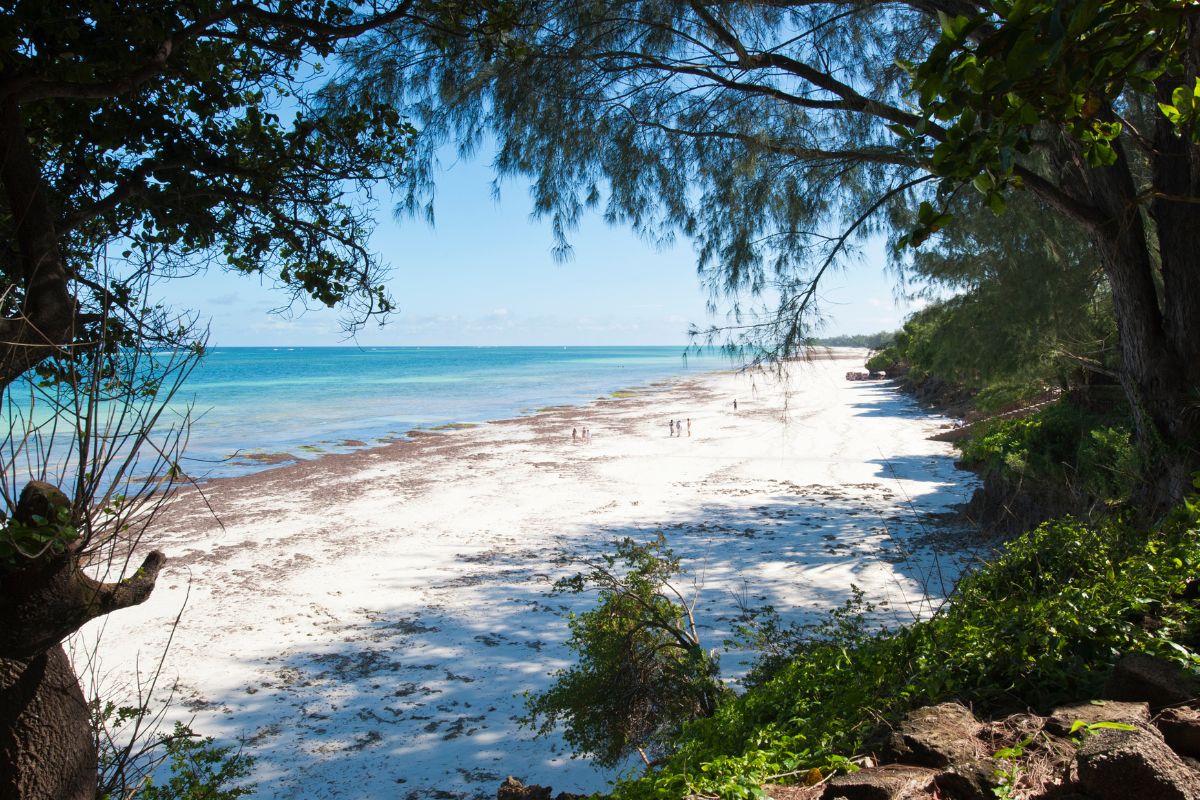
[1146,20,1200,507]
[0,99,77,393]
[0,648,95,800]
[0,483,165,800]
[1047,130,1200,513]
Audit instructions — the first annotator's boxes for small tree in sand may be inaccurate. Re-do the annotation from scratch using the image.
[1,319,202,799]
[523,535,728,769]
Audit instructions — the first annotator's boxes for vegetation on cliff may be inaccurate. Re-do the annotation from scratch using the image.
[552,493,1200,799]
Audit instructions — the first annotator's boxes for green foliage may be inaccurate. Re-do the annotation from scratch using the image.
[0,504,78,566]
[608,497,1200,799]
[990,734,1034,800]
[341,1,953,360]
[900,0,1193,238]
[733,586,880,690]
[4,0,416,378]
[864,350,896,374]
[523,535,728,768]
[813,331,897,350]
[94,695,253,800]
[134,723,254,800]
[885,189,1114,401]
[959,399,1137,503]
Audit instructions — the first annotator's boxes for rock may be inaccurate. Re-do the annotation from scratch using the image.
[1103,653,1200,710]
[1045,700,1156,738]
[932,758,997,800]
[497,776,551,800]
[1159,707,1200,757]
[765,785,824,800]
[821,764,936,799]
[886,702,983,768]
[1076,726,1200,799]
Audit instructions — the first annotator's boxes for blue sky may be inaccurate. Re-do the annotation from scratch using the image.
[155,152,921,347]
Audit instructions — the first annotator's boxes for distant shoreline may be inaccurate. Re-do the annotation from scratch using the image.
[175,346,870,485]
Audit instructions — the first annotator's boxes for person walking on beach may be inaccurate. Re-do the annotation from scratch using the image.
[669,419,675,437]
[687,418,691,437]
[573,427,578,443]
[733,399,738,411]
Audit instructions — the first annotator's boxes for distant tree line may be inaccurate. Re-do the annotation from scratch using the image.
[812,332,897,350]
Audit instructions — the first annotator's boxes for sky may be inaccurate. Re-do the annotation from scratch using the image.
[154,151,923,348]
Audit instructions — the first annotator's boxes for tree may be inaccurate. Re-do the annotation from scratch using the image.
[904,0,1199,510]
[0,2,417,796]
[885,190,1114,395]
[523,536,726,769]
[345,0,1199,510]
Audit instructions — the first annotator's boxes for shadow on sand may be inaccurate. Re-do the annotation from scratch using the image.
[187,469,985,800]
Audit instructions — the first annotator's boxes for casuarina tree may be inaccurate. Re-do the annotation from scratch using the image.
[344,0,1199,511]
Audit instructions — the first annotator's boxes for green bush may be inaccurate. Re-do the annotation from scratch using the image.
[137,724,254,800]
[609,494,1200,799]
[523,535,728,768]
[95,698,254,800]
[959,399,1136,503]
[864,349,897,374]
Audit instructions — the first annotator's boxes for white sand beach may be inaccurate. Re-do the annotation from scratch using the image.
[77,353,982,799]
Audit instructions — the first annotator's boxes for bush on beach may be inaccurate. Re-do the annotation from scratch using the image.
[533,491,1200,799]
[522,535,729,769]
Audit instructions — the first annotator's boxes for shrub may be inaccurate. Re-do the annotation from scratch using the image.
[864,349,897,374]
[136,724,254,800]
[523,535,728,768]
[95,698,254,800]
[958,399,1136,504]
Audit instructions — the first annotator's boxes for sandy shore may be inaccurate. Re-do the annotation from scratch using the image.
[78,354,981,799]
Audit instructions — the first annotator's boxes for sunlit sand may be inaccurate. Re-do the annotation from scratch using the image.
[78,352,979,799]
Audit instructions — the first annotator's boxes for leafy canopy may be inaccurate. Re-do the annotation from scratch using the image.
[899,0,1197,242]
[0,0,417,388]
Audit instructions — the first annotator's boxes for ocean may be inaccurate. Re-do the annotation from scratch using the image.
[158,346,722,480]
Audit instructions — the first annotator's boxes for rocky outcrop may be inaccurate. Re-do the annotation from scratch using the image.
[1158,707,1200,758]
[1076,726,1200,799]
[823,764,937,799]
[1104,653,1200,710]
[505,654,1200,800]
[762,653,1200,800]
[883,702,985,768]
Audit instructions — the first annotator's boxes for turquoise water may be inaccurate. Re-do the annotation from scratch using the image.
[159,346,722,479]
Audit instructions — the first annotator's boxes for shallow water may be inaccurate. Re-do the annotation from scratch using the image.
[167,346,723,479]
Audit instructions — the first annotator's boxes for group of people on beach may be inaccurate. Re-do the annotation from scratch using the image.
[568,399,738,442]
[668,418,691,437]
